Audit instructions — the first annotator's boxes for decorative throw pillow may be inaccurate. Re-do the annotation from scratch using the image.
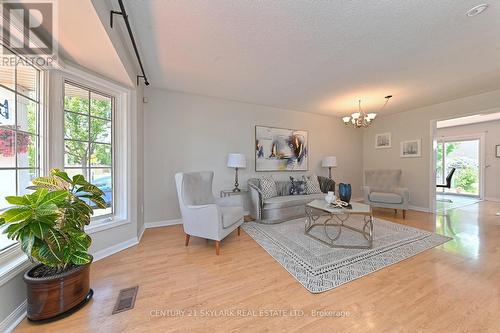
[289,176,306,195]
[303,174,322,194]
[259,175,278,199]
[318,176,335,194]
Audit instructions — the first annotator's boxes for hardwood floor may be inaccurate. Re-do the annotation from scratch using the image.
[15,201,500,332]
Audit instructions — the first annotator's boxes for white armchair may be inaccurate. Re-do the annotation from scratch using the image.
[363,169,410,218]
[174,171,244,255]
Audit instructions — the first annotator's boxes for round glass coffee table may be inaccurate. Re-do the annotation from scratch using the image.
[305,199,374,249]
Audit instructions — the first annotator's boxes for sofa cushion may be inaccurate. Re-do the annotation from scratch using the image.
[289,176,306,195]
[369,192,403,204]
[304,175,322,194]
[259,175,278,199]
[263,194,325,210]
[219,206,243,228]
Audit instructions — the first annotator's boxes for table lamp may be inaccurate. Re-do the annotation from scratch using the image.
[322,156,337,179]
[227,153,246,192]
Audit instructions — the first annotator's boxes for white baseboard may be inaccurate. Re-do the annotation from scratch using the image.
[137,224,146,242]
[144,219,182,229]
[485,197,500,203]
[0,300,27,333]
[409,205,431,213]
[92,237,139,262]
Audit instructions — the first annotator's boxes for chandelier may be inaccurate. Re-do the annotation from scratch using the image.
[342,95,392,128]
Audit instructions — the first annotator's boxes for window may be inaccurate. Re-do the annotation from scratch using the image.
[0,45,41,251]
[63,81,114,218]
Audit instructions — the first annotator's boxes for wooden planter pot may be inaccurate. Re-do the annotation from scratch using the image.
[23,259,93,322]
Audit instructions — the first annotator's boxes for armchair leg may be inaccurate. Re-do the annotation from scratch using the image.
[215,241,221,255]
[238,226,241,236]
[394,209,398,215]
[185,234,190,246]
[403,210,406,219]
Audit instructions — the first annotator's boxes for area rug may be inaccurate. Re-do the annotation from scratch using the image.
[243,216,451,293]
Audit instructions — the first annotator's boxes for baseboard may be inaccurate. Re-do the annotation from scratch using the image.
[137,223,146,242]
[0,300,27,333]
[144,219,182,229]
[485,197,500,203]
[92,237,139,262]
[409,205,431,213]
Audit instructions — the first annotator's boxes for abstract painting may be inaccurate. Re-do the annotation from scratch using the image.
[255,126,308,171]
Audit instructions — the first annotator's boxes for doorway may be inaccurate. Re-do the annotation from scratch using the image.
[433,132,485,213]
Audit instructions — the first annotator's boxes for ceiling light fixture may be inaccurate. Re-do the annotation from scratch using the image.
[342,95,392,128]
[466,4,489,17]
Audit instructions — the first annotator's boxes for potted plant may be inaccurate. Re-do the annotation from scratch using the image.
[0,169,106,321]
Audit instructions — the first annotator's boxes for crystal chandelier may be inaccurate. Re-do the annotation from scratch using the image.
[342,95,392,128]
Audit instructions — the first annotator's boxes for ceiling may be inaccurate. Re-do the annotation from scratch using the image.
[125,0,500,117]
[56,0,132,86]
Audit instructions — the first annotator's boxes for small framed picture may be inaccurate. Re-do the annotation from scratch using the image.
[496,145,500,158]
[401,139,421,158]
[375,133,391,149]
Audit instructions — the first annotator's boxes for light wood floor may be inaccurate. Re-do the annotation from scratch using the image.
[16,201,500,332]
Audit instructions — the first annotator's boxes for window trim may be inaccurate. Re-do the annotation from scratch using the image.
[56,65,133,234]
[63,79,115,220]
[0,45,47,282]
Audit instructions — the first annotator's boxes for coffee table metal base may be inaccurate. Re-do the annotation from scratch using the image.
[305,205,374,249]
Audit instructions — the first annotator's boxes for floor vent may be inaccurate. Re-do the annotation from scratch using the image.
[112,286,139,315]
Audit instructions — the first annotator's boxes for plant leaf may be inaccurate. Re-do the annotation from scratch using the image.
[32,177,61,190]
[72,174,87,186]
[5,195,31,206]
[30,220,50,239]
[52,170,72,183]
[70,251,92,265]
[21,234,35,256]
[0,207,33,223]
[36,203,59,216]
[39,190,68,206]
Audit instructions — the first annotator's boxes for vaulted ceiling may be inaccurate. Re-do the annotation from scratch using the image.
[125,0,500,117]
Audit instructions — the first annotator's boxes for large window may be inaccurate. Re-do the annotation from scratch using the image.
[63,81,114,217]
[0,45,41,251]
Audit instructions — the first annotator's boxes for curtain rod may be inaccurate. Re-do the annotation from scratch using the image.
[110,0,149,86]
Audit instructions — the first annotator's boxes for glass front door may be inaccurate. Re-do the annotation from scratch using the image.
[436,139,480,197]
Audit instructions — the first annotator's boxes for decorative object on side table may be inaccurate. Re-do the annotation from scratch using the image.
[496,144,500,158]
[338,183,352,203]
[227,153,246,192]
[325,191,336,204]
[321,156,337,179]
[0,169,106,322]
[255,125,308,171]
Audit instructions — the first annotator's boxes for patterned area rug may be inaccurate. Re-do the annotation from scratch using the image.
[243,216,451,293]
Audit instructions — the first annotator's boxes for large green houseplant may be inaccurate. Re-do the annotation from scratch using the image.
[0,169,106,321]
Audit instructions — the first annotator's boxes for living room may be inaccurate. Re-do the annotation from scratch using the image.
[1,1,500,332]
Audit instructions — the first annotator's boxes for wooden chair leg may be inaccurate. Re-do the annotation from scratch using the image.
[215,241,221,255]
[394,209,398,215]
[403,210,406,219]
[237,226,241,236]
[185,234,190,246]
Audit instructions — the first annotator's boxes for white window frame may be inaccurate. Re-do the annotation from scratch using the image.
[49,65,133,234]
[0,47,47,285]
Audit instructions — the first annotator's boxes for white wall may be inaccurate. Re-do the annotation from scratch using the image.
[144,89,364,223]
[437,120,500,201]
[363,88,500,210]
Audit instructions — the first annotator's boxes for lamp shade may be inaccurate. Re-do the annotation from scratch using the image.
[322,156,337,168]
[227,153,246,168]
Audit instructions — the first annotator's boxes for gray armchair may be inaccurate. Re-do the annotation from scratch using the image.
[174,171,244,255]
[363,170,409,218]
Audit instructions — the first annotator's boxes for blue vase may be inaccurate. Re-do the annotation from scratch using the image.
[338,183,352,203]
